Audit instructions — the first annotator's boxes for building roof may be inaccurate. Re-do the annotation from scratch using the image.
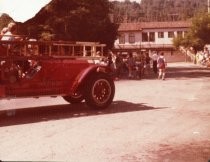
[118,21,192,31]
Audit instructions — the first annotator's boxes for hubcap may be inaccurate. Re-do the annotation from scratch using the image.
[91,79,112,105]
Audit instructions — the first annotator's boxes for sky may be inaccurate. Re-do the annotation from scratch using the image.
[0,0,140,23]
[0,0,52,22]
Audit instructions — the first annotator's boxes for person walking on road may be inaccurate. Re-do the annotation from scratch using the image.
[157,52,167,80]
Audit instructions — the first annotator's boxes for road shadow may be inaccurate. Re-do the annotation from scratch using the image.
[140,66,210,80]
[0,101,167,127]
[166,66,210,79]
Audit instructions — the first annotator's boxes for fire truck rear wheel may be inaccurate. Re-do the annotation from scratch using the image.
[63,93,84,104]
[85,73,115,109]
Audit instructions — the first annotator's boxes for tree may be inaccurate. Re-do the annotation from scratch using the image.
[173,12,210,51]
[110,0,207,23]
[20,0,118,49]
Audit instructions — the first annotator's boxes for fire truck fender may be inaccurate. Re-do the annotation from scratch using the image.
[70,65,108,94]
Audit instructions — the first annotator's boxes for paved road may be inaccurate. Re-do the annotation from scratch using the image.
[0,62,210,162]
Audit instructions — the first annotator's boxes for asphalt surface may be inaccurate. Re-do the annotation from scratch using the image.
[0,62,210,162]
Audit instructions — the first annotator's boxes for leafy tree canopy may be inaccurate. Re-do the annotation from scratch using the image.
[19,0,118,49]
[111,0,208,23]
[173,12,210,51]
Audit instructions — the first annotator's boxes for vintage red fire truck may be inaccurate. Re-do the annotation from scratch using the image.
[0,39,115,109]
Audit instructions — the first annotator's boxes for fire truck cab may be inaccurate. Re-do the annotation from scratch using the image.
[0,40,115,109]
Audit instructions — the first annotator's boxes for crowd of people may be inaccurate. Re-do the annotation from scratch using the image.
[0,22,41,83]
[105,51,167,81]
[195,47,210,67]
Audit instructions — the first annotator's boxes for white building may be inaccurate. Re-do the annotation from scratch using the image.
[113,21,191,54]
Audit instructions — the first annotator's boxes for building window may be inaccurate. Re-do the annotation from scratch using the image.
[177,31,183,37]
[119,34,125,44]
[129,33,135,44]
[149,32,155,42]
[142,32,155,42]
[158,32,164,38]
[168,31,174,38]
[142,32,148,42]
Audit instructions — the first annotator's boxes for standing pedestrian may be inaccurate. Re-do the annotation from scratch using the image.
[152,51,158,74]
[107,52,117,79]
[139,52,145,77]
[126,52,135,79]
[157,52,167,80]
[115,53,123,80]
[145,53,151,75]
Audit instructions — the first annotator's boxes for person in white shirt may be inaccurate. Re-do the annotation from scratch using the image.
[1,22,16,41]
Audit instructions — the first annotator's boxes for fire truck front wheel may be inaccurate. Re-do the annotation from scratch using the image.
[85,73,115,109]
[63,93,84,104]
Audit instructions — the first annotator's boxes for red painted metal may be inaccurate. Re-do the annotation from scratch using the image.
[0,40,109,99]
